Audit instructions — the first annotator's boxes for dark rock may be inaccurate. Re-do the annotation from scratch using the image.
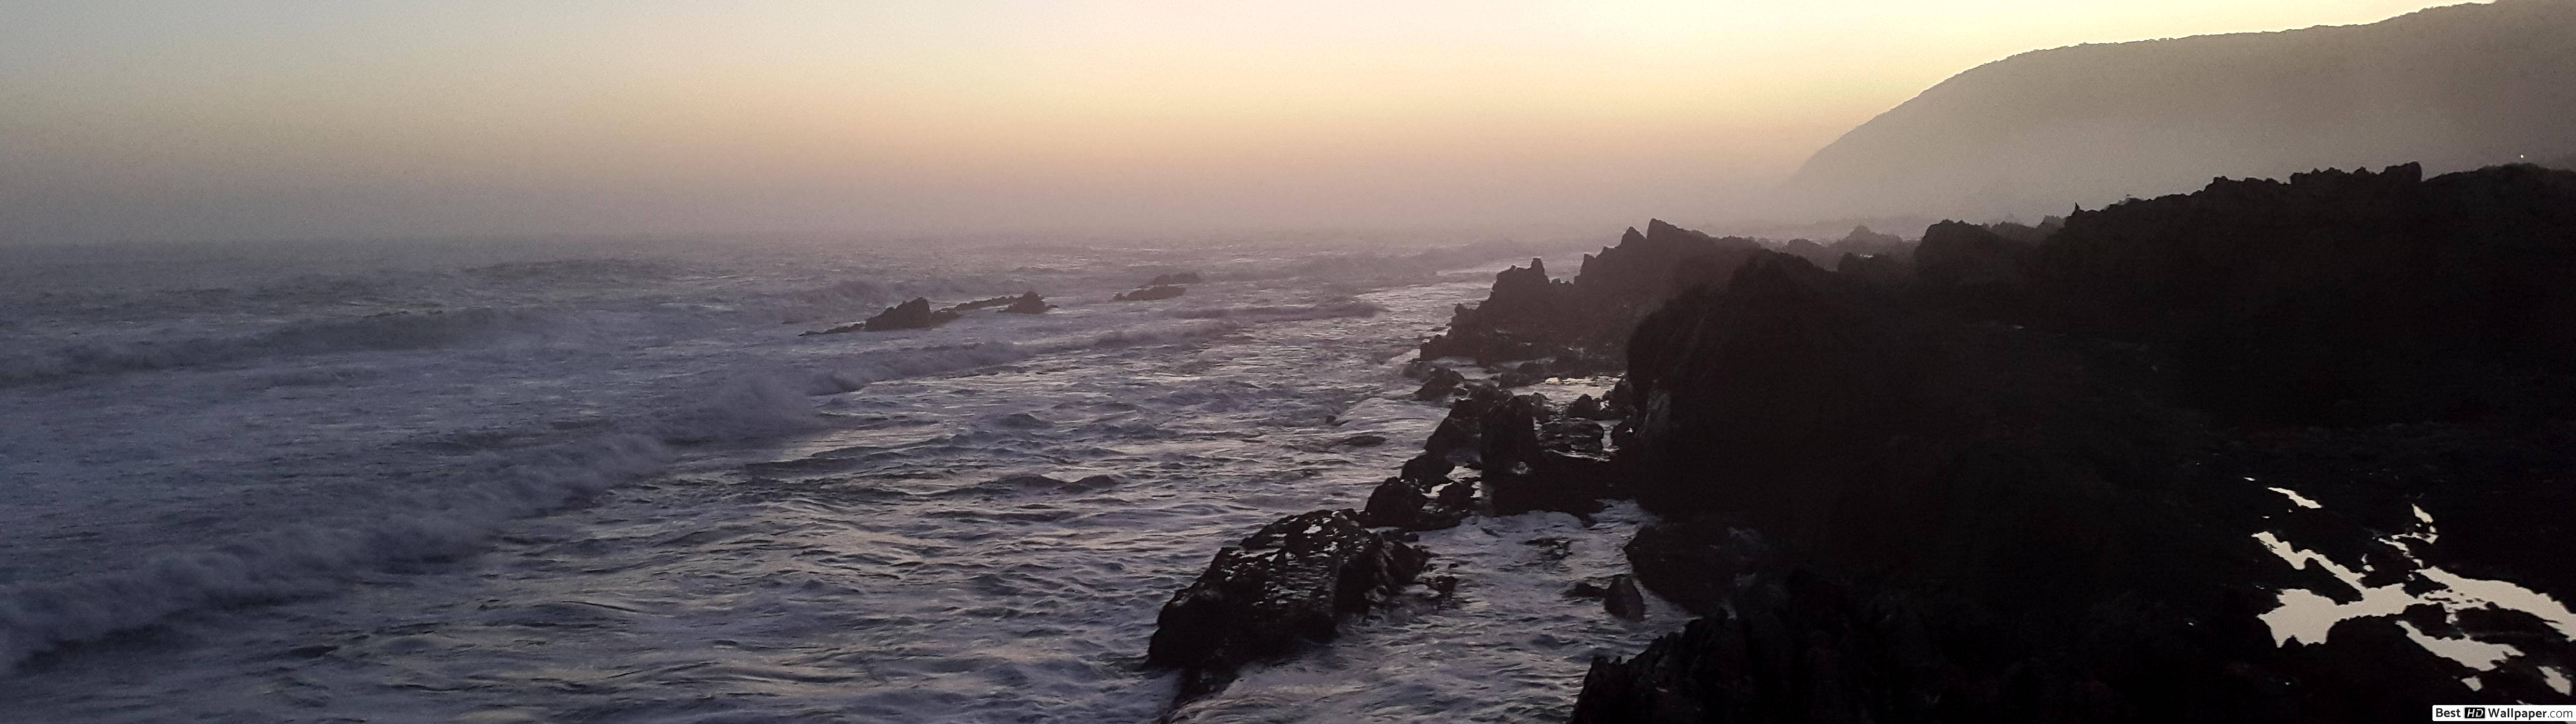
[1427,575,1460,601]
[1397,453,1453,485]
[1150,272,1204,286]
[1418,221,1766,370]
[1602,574,1645,620]
[1622,521,1773,616]
[1492,360,1551,388]
[1147,509,1430,705]
[1479,393,1614,516]
[2022,163,2576,425]
[802,297,961,335]
[1572,571,2031,723]
[943,293,1025,313]
[1412,367,1466,401]
[999,292,1050,314]
[1564,579,1612,600]
[1419,258,1572,365]
[1588,164,2576,720]
[1421,385,1511,466]
[1564,394,1605,420]
[1113,285,1186,302]
[865,297,961,331]
[1334,433,1387,448]
[1400,358,1433,379]
[1912,219,2036,317]
[1358,477,1468,531]
[1621,251,2209,595]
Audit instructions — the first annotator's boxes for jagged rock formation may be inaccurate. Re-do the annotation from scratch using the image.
[998,291,1050,314]
[1419,220,1762,369]
[941,291,1051,315]
[1146,509,1429,705]
[1581,164,2576,720]
[943,294,1024,313]
[1113,285,1186,302]
[1357,476,1472,531]
[2028,162,2576,425]
[1780,0,2576,221]
[1477,393,1616,516]
[801,297,960,335]
[1149,272,1204,286]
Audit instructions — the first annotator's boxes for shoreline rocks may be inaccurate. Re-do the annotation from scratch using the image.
[1578,163,2576,720]
[1145,509,1430,705]
[1419,220,1766,371]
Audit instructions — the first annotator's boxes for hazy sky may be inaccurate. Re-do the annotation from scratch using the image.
[1,1,2468,243]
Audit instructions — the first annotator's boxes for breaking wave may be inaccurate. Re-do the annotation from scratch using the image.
[0,434,671,671]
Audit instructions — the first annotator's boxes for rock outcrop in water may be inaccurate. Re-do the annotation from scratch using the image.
[999,292,1050,314]
[1419,220,1763,371]
[1357,476,1472,531]
[1579,163,2576,720]
[1147,509,1430,705]
[1149,272,1204,286]
[802,297,962,335]
[1114,285,1187,302]
[942,291,1052,315]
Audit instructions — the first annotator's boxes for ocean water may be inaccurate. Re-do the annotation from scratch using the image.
[0,235,1687,722]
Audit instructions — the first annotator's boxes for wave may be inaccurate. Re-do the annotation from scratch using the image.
[0,307,590,387]
[1164,299,1384,322]
[0,434,671,672]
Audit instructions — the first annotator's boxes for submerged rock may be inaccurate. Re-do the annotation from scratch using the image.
[1149,272,1205,286]
[1113,285,1186,302]
[1146,509,1430,705]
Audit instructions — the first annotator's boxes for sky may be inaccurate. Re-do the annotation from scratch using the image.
[0,1,2472,244]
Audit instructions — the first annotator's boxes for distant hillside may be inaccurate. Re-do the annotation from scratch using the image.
[1778,0,2576,220]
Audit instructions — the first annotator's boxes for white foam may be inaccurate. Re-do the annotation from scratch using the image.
[2267,487,2323,509]
[2253,509,2572,673]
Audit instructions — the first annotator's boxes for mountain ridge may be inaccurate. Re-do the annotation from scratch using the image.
[1779,0,2576,220]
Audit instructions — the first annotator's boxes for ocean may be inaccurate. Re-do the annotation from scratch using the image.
[0,234,1684,722]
